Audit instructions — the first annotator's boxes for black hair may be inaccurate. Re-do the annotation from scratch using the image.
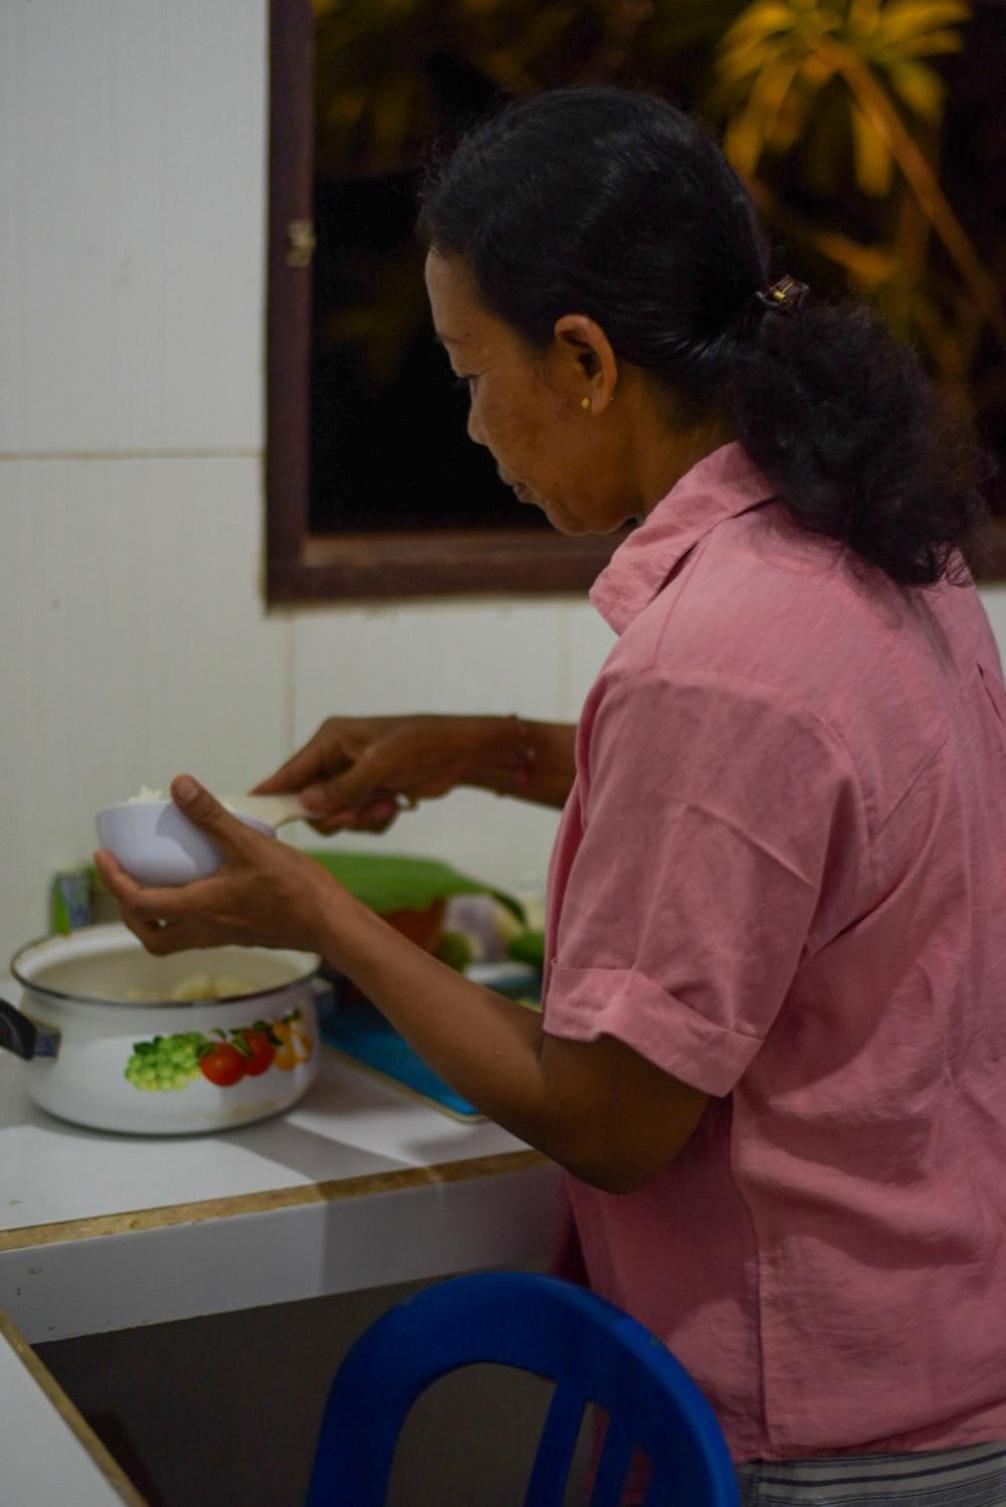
[417,86,988,586]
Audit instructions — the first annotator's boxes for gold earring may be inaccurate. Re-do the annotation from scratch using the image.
[581,396,591,411]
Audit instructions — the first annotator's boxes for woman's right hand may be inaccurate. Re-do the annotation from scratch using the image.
[252,715,488,834]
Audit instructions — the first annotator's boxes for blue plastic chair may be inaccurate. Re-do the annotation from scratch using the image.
[305,1271,739,1507]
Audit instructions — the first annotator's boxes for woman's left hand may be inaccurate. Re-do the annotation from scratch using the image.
[93,775,345,958]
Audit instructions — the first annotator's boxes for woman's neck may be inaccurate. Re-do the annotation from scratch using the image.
[635,414,736,521]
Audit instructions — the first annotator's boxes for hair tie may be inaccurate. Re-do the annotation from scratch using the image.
[753,275,809,314]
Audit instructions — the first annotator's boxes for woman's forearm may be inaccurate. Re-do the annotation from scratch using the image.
[460,716,576,809]
[316,895,707,1192]
[323,897,552,1139]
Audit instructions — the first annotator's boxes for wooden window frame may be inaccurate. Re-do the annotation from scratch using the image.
[265,0,618,606]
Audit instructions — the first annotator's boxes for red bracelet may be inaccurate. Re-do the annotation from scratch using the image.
[510,715,536,792]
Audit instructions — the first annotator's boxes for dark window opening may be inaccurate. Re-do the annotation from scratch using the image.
[267,0,1006,604]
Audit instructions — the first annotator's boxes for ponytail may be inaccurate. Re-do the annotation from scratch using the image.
[727,298,987,585]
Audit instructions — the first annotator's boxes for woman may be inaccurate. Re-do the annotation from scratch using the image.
[96,89,1006,1504]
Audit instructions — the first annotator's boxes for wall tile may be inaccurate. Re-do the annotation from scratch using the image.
[0,0,265,456]
[978,586,1006,662]
[0,455,287,963]
[555,596,617,720]
[290,598,606,898]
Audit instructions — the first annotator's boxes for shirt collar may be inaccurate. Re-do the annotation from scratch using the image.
[589,441,777,635]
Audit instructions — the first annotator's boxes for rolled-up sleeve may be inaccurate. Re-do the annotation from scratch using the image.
[544,671,864,1096]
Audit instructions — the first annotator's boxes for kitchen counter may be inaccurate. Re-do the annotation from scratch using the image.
[0,1306,148,1505]
[0,978,563,1345]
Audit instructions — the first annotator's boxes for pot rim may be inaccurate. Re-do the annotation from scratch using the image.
[10,926,321,1010]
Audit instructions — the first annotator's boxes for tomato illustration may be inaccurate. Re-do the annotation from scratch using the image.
[240,1028,275,1077]
[198,1042,247,1086]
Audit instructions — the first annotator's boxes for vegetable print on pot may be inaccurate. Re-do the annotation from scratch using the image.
[124,1011,312,1091]
[0,924,323,1135]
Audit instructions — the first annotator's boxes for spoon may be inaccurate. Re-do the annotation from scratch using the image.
[222,793,310,829]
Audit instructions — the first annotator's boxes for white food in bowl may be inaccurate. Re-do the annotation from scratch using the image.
[126,785,241,812]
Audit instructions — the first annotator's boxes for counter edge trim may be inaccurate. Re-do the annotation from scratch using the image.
[0,1306,150,1506]
[0,1148,550,1252]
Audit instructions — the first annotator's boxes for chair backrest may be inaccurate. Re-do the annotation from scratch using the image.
[305,1271,739,1507]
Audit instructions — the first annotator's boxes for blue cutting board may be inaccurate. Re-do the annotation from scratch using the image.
[319,965,541,1122]
[322,997,481,1120]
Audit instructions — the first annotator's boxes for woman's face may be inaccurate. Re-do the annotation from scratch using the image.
[423,249,633,535]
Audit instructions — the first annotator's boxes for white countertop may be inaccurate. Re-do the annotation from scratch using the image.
[0,1308,147,1505]
[0,978,563,1344]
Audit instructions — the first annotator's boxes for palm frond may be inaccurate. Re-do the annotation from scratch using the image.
[850,98,894,192]
[885,57,944,119]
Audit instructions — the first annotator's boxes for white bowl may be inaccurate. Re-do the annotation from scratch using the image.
[96,800,275,886]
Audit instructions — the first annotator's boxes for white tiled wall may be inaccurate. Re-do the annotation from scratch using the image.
[977,586,1006,649]
[0,455,290,927]
[291,598,613,895]
[0,0,613,966]
[0,0,1002,974]
[0,0,264,455]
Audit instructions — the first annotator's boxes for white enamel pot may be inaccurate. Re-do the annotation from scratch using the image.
[0,924,324,1135]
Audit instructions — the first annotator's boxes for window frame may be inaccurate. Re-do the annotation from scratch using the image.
[265,0,619,606]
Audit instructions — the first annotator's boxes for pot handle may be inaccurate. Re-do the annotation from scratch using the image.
[311,975,337,1020]
[0,998,61,1061]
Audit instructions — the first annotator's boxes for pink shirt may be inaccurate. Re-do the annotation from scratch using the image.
[543,442,1006,1462]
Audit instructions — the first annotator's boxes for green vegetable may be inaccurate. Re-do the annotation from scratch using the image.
[434,930,475,972]
[506,928,545,969]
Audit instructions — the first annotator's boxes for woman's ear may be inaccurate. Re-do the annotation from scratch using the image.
[553,314,618,415]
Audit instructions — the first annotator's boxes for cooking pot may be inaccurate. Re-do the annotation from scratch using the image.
[0,924,323,1134]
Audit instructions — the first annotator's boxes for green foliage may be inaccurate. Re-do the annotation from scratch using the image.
[706,0,1006,364]
[309,0,1003,460]
[712,0,967,193]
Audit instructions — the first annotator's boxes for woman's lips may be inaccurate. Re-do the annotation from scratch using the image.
[499,471,533,504]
